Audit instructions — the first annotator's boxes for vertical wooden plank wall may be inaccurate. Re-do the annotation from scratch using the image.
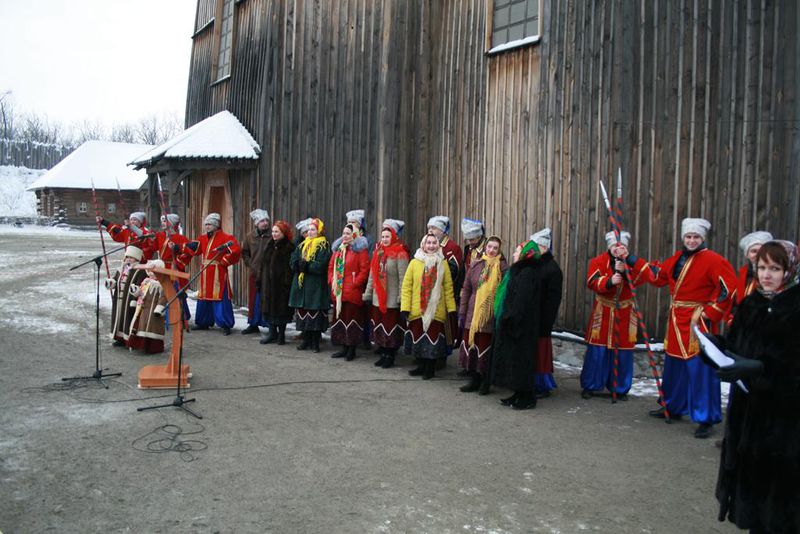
[182,0,798,334]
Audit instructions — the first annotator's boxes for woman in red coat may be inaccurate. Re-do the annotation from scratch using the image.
[328,224,370,361]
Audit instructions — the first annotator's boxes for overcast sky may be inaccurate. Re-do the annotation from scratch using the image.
[0,1,196,126]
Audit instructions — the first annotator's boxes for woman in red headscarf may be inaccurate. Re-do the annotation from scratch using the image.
[363,219,411,368]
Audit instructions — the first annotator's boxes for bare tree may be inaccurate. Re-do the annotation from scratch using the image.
[19,112,63,144]
[135,112,182,145]
[111,122,137,143]
[0,92,16,139]
[71,119,107,144]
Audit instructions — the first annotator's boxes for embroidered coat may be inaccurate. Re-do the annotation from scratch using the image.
[400,257,457,323]
[154,231,189,288]
[109,263,147,341]
[327,237,370,306]
[651,248,737,359]
[179,229,241,301]
[105,222,156,261]
[584,253,655,349]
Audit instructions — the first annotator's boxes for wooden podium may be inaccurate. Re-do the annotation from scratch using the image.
[134,265,191,389]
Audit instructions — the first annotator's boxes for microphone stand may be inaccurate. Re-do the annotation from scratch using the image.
[136,248,225,419]
[62,244,127,388]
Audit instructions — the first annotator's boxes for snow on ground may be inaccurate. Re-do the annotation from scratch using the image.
[0,165,45,216]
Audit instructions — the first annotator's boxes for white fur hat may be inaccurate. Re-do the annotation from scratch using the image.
[530,227,552,250]
[346,209,365,228]
[129,211,146,224]
[681,218,711,239]
[382,218,405,236]
[161,213,180,227]
[124,246,143,261]
[250,209,270,225]
[427,215,450,234]
[605,230,631,249]
[203,213,221,228]
[461,218,484,240]
[295,217,313,234]
[738,231,773,256]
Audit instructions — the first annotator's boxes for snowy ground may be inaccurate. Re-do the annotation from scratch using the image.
[0,226,737,533]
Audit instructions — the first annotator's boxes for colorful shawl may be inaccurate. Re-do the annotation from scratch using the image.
[333,241,348,315]
[414,247,445,331]
[298,232,327,288]
[369,228,408,312]
[469,253,503,346]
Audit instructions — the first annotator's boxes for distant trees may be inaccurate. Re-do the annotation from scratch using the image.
[0,91,182,148]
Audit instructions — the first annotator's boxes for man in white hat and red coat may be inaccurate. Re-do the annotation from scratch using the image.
[97,211,156,261]
[154,213,191,323]
[177,213,242,335]
[648,217,737,438]
[240,209,272,335]
[580,229,656,400]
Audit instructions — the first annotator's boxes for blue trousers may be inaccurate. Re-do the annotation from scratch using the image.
[580,345,634,394]
[662,355,722,425]
[535,373,557,393]
[248,291,270,327]
[194,286,235,328]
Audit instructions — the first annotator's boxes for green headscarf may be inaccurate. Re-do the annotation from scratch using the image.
[494,240,541,326]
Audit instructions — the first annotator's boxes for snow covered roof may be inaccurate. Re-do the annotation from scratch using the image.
[130,110,260,168]
[27,141,154,191]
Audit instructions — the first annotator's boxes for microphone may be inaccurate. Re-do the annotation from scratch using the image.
[213,240,234,252]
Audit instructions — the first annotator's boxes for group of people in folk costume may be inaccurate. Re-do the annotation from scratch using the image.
[96,205,799,533]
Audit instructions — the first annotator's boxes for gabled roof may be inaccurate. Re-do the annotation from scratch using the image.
[130,110,261,168]
[27,140,154,191]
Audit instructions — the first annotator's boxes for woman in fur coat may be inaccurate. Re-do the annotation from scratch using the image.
[327,224,370,360]
[400,232,457,379]
[490,238,562,410]
[713,240,800,533]
[259,220,296,345]
[363,219,410,368]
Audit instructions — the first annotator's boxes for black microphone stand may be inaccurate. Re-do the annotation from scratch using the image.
[136,247,225,419]
[62,244,127,388]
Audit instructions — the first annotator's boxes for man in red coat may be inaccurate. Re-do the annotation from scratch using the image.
[97,211,155,261]
[580,230,655,400]
[649,218,737,439]
[154,213,190,322]
[179,213,241,335]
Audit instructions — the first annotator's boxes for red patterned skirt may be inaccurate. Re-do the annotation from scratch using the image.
[330,302,367,346]
[370,307,406,349]
[404,318,447,360]
[458,329,493,374]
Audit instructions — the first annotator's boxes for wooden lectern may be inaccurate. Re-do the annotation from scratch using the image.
[134,265,191,389]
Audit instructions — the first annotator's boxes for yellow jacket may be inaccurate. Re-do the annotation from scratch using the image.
[400,258,457,322]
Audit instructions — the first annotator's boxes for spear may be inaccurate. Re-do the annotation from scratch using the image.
[91,179,112,281]
[115,177,129,225]
[156,173,175,237]
[600,180,623,403]
[599,180,671,421]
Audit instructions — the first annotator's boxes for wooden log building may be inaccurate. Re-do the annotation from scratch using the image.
[135,0,800,336]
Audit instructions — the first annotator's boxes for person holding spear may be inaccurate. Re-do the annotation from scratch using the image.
[580,230,655,400]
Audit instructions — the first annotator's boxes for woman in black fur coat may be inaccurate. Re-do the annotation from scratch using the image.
[713,240,800,533]
[490,238,563,410]
[259,221,296,345]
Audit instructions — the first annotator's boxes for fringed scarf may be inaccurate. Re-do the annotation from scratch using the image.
[494,240,541,327]
[370,229,408,312]
[468,254,503,346]
[298,235,327,288]
[414,247,445,331]
[333,241,348,316]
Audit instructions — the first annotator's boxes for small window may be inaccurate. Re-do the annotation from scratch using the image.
[488,0,541,55]
[107,203,116,214]
[78,202,88,214]
[215,0,234,81]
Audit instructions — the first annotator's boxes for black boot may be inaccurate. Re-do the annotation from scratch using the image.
[277,325,286,345]
[331,346,347,358]
[381,349,396,369]
[408,359,425,376]
[477,374,490,395]
[500,392,518,406]
[511,390,537,410]
[345,345,357,361]
[311,332,321,353]
[459,372,481,393]
[422,359,435,380]
[241,324,260,335]
[297,331,311,350]
[374,348,386,366]
[694,423,713,439]
[260,326,279,345]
